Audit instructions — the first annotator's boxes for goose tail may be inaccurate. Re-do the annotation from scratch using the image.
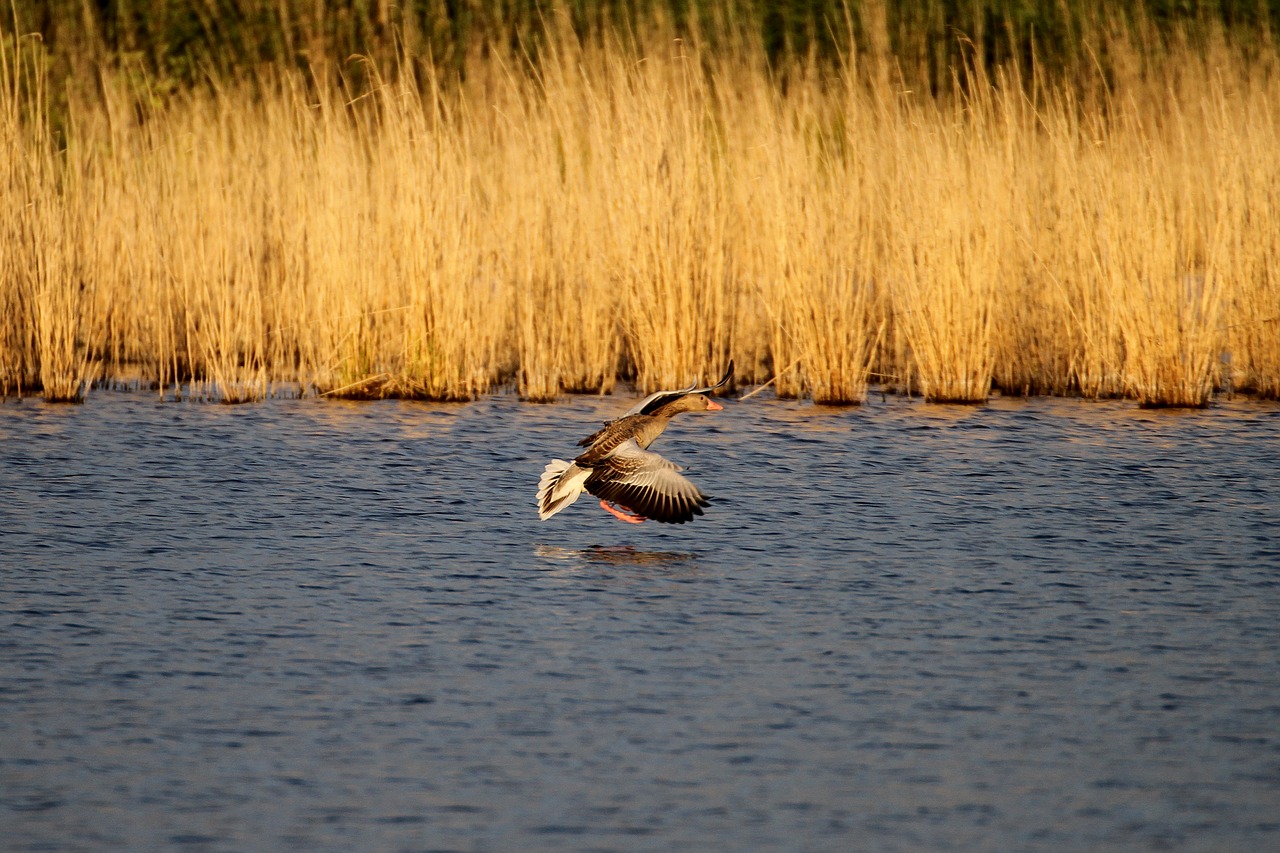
[537,459,589,520]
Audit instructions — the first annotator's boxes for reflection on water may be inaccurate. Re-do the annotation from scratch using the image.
[534,543,699,569]
[2,391,1279,852]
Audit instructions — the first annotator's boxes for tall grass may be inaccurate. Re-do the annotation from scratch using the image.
[3,6,1279,405]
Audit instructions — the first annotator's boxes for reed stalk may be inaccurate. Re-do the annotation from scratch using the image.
[3,8,1280,406]
[886,106,1002,404]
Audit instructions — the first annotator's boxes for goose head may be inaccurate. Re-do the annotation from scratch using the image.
[656,392,723,417]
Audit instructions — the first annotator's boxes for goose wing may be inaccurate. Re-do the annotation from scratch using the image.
[576,413,641,452]
[584,439,710,524]
[621,361,735,417]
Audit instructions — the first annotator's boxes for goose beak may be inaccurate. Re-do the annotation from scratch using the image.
[706,400,723,411]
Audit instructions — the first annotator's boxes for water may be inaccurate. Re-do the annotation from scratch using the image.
[2,390,1278,851]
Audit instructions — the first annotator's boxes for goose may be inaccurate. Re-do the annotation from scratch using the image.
[537,363,733,524]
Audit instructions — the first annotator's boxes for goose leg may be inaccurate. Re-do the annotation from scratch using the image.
[600,499,646,524]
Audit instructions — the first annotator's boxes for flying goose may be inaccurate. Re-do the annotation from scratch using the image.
[537,363,733,524]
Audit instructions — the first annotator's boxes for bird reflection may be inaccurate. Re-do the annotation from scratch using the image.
[534,544,697,569]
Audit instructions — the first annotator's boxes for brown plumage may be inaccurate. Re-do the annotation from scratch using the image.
[537,364,732,524]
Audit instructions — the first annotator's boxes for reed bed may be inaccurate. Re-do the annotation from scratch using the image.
[3,7,1279,405]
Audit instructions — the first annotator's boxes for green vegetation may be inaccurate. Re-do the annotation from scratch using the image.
[18,1,1280,88]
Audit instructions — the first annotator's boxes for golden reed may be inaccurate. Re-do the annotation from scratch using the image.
[2,11,1278,406]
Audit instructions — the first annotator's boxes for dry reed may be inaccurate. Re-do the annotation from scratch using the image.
[3,9,1279,406]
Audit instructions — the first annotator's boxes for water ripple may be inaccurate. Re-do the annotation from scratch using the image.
[1,391,1279,850]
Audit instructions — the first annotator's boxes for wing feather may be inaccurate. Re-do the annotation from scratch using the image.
[574,415,645,464]
[584,440,711,524]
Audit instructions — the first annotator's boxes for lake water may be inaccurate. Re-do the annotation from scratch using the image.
[2,390,1279,851]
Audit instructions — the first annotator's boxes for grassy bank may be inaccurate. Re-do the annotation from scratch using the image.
[3,3,1279,405]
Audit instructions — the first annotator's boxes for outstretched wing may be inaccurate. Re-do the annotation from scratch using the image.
[621,361,735,417]
[584,440,711,524]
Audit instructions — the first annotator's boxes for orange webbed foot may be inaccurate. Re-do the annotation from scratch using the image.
[600,499,646,524]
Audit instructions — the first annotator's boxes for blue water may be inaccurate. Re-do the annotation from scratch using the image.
[2,391,1278,851]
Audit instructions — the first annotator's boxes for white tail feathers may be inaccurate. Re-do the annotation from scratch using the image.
[537,459,590,520]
